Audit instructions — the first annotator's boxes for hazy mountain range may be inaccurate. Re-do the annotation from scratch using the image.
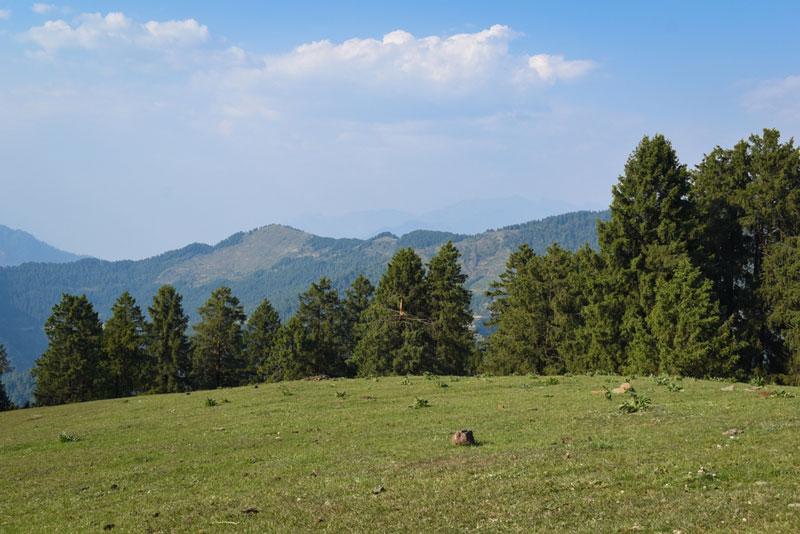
[0,210,608,404]
[0,225,87,267]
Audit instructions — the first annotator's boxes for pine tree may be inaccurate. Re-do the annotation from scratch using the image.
[146,285,191,393]
[101,291,147,398]
[269,278,348,380]
[596,134,695,371]
[762,236,800,382]
[32,294,104,406]
[343,274,374,360]
[191,286,247,389]
[352,248,432,376]
[243,298,282,383]
[647,255,738,377]
[426,241,475,374]
[485,244,585,374]
[0,344,13,411]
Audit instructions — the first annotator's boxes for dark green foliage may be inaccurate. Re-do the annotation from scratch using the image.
[646,256,738,376]
[0,344,13,411]
[596,135,697,372]
[485,244,591,374]
[101,292,147,398]
[32,294,103,406]
[353,248,432,376]
[0,211,605,377]
[269,278,348,381]
[762,236,800,381]
[146,285,191,393]
[342,274,374,359]
[191,286,247,389]
[243,298,282,383]
[693,129,800,374]
[426,241,475,374]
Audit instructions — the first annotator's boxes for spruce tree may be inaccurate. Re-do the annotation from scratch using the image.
[426,241,475,374]
[146,285,191,393]
[269,278,348,380]
[191,286,247,389]
[693,129,800,373]
[343,274,374,361]
[101,291,147,398]
[32,294,104,406]
[243,298,282,383]
[352,248,431,376]
[596,134,695,372]
[762,236,800,381]
[647,255,738,376]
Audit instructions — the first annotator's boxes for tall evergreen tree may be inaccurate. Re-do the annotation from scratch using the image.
[426,241,475,374]
[269,277,348,380]
[243,298,282,383]
[0,344,13,411]
[693,129,800,373]
[353,248,432,376]
[343,274,374,359]
[32,294,104,406]
[146,285,191,393]
[646,255,738,376]
[101,291,147,398]
[762,236,800,381]
[191,286,247,389]
[485,244,587,374]
[596,134,695,371]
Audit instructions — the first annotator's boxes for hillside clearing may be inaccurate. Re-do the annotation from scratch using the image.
[2,375,799,533]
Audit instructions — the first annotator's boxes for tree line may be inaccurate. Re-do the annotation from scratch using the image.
[3,127,798,409]
[24,241,476,406]
[483,129,800,382]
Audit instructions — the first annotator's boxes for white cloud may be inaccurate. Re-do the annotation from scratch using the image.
[742,75,800,120]
[0,9,11,19]
[22,11,208,54]
[32,3,55,14]
[140,19,208,47]
[526,54,597,84]
[264,24,518,84]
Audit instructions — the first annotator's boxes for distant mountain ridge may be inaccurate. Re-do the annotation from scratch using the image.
[0,210,609,383]
[0,225,86,266]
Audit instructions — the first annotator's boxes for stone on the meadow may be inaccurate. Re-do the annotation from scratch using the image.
[451,429,475,446]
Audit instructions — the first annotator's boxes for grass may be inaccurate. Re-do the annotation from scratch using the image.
[2,375,800,532]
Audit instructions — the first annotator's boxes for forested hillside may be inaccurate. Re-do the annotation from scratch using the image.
[0,210,606,379]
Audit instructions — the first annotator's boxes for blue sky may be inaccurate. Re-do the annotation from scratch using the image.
[1,1,798,260]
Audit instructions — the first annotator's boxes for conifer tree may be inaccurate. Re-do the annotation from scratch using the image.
[647,255,738,376]
[269,277,348,380]
[101,291,147,398]
[353,248,432,375]
[426,241,475,374]
[191,286,247,389]
[146,285,191,393]
[763,236,800,381]
[596,134,695,371]
[243,298,282,383]
[343,274,374,360]
[32,294,104,406]
[693,129,800,373]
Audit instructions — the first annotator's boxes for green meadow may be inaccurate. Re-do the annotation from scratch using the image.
[2,375,800,533]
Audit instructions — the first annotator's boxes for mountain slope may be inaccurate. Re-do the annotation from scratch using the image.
[0,225,86,266]
[0,210,608,377]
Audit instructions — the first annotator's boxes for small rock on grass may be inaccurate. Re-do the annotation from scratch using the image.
[451,430,476,446]
[721,384,735,391]
[372,486,385,495]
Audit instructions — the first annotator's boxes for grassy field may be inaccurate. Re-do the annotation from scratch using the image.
[2,374,800,533]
